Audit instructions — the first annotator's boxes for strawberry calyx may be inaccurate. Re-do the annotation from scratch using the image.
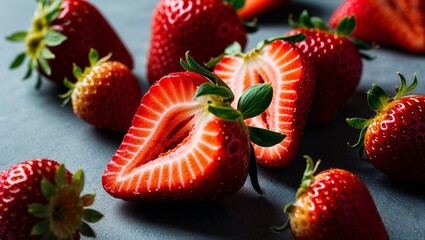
[60,48,112,105]
[290,10,374,60]
[6,0,66,89]
[347,72,418,155]
[28,164,103,239]
[205,33,305,68]
[272,155,321,233]
[181,52,286,193]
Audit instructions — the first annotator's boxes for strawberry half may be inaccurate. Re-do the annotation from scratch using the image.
[0,159,102,239]
[61,49,142,133]
[329,0,425,53]
[286,11,370,125]
[273,156,388,240]
[102,53,285,201]
[146,0,248,84]
[347,73,425,185]
[7,0,133,88]
[212,35,316,168]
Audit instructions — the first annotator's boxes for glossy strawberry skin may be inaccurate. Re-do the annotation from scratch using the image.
[286,28,362,125]
[365,96,425,184]
[329,0,425,53]
[0,159,74,240]
[289,169,388,240]
[237,0,290,19]
[72,61,142,133]
[45,0,133,83]
[214,40,315,167]
[102,72,251,201]
[147,0,247,84]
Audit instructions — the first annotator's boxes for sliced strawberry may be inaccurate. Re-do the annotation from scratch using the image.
[102,53,285,201]
[213,37,315,167]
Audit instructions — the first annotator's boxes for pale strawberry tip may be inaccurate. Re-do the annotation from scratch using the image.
[28,164,103,239]
[347,72,419,156]
[6,0,66,89]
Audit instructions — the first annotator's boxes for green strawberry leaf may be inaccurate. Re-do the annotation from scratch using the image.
[10,52,26,69]
[41,177,56,200]
[256,33,306,50]
[89,48,99,67]
[45,0,62,23]
[38,57,51,76]
[73,63,83,79]
[299,10,315,28]
[223,0,245,10]
[35,74,43,90]
[54,164,67,187]
[6,31,27,42]
[41,48,55,59]
[336,16,356,36]
[23,60,35,80]
[310,16,328,31]
[367,90,384,112]
[79,221,96,237]
[71,169,85,193]
[44,29,67,47]
[30,219,49,236]
[248,126,286,147]
[208,105,242,121]
[248,145,262,194]
[346,117,370,130]
[237,83,273,119]
[82,209,104,223]
[28,203,50,218]
[195,82,234,100]
[81,193,96,207]
[205,42,242,68]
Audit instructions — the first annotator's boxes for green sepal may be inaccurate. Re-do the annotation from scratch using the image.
[346,117,370,130]
[79,221,96,237]
[28,203,50,218]
[10,52,26,69]
[88,48,99,66]
[38,57,51,76]
[271,203,293,233]
[45,0,62,23]
[367,90,384,112]
[245,20,258,33]
[41,177,56,200]
[82,209,104,223]
[44,29,67,47]
[248,145,262,194]
[256,33,306,50]
[59,78,75,106]
[347,124,367,150]
[81,194,96,207]
[310,16,328,31]
[295,155,320,199]
[23,60,35,80]
[352,38,374,50]
[71,169,85,193]
[30,219,50,236]
[73,63,83,80]
[299,10,315,28]
[248,126,286,147]
[205,41,242,68]
[207,105,242,121]
[35,73,43,90]
[41,48,55,59]
[237,83,273,119]
[222,0,245,10]
[336,16,356,36]
[394,72,417,100]
[54,164,67,187]
[195,82,234,100]
[6,31,27,42]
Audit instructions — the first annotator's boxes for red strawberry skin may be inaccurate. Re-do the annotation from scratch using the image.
[365,96,425,184]
[237,0,291,19]
[329,0,425,53]
[46,0,133,83]
[289,168,388,240]
[102,71,251,201]
[72,61,142,133]
[286,28,363,125]
[147,0,247,84]
[0,159,73,240]
[214,40,315,167]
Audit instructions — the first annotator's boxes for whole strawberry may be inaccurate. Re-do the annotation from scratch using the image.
[7,0,133,88]
[273,156,388,240]
[330,0,425,54]
[147,0,247,84]
[102,53,285,201]
[347,73,425,184]
[61,49,142,133]
[286,11,370,125]
[212,35,315,168]
[0,159,102,239]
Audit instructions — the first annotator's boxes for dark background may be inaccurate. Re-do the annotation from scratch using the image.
[1,0,424,239]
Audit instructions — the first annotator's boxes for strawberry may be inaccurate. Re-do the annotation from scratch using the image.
[102,53,285,201]
[329,0,425,53]
[273,156,389,240]
[6,0,133,88]
[286,11,369,125]
[347,73,425,185]
[237,0,291,19]
[146,0,248,85]
[61,49,142,133]
[211,35,315,168]
[0,159,102,239]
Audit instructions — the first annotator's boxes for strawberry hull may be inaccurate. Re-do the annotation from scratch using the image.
[45,0,133,83]
[102,72,251,202]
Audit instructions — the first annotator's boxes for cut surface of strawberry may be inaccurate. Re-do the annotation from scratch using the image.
[213,38,315,168]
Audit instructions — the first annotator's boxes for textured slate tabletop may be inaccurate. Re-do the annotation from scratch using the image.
[1,1,424,239]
